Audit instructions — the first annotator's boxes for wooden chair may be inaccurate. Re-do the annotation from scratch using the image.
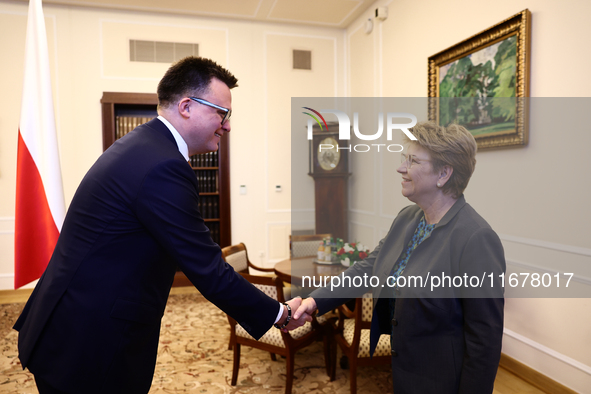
[290,233,332,258]
[221,242,274,275]
[221,243,280,350]
[332,293,391,394]
[227,273,333,394]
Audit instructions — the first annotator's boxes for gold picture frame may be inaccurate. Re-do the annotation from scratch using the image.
[428,9,531,150]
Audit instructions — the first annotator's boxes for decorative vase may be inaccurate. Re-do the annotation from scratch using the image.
[341,258,359,267]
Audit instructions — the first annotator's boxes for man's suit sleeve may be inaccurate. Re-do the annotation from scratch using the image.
[458,227,505,393]
[134,158,278,339]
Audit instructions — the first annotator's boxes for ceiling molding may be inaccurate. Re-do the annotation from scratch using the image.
[19,0,376,28]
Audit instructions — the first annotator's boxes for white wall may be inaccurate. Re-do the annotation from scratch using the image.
[0,1,345,287]
[345,0,591,392]
[1,0,590,391]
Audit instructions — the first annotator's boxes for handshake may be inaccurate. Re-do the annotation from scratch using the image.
[276,297,318,332]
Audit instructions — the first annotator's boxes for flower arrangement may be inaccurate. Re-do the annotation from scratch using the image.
[334,238,370,267]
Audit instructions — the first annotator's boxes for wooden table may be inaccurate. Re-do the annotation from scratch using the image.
[274,256,348,289]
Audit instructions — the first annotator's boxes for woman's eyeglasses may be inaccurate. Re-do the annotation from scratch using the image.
[400,153,430,168]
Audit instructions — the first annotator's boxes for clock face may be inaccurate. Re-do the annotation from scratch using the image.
[317,137,341,171]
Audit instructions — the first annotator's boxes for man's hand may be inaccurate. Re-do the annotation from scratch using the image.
[280,298,318,332]
[275,297,314,332]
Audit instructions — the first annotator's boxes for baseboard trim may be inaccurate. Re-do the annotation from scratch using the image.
[500,353,578,394]
[0,288,33,304]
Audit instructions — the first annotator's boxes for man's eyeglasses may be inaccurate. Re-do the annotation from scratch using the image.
[400,153,430,168]
[189,97,232,126]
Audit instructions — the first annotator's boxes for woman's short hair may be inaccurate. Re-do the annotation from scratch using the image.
[404,121,477,198]
[157,56,238,110]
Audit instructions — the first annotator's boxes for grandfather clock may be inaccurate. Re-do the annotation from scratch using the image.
[308,122,349,241]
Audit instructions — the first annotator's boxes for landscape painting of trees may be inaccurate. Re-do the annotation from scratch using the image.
[439,35,517,137]
[428,9,530,149]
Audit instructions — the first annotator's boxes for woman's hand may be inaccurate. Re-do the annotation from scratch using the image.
[293,297,317,321]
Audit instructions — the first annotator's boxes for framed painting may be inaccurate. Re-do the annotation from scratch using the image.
[428,9,531,149]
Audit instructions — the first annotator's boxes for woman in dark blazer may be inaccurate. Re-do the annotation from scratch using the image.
[294,122,505,394]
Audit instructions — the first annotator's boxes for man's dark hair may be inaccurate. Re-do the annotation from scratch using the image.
[157,56,238,109]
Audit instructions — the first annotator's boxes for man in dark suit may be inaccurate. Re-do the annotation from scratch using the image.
[14,57,309,394]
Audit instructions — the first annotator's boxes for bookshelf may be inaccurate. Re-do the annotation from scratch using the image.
[100,92,232,286]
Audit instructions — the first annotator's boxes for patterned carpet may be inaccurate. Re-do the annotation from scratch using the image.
[0,292,392,393]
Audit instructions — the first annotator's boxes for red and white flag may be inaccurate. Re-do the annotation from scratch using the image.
[15,0,65,289]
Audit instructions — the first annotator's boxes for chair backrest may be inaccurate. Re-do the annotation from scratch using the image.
[221,243,250,273]
[360,293,373,323]
[240,273,285,303]
[290,233,332,258]
[338,293,373,332]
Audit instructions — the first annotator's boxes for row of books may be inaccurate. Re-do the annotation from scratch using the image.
[207,222,221,245]
[196,170,219,193]
[116,120,219,171]
[190,152,219,167]
[116,116,154,140]
[198,196,219,219]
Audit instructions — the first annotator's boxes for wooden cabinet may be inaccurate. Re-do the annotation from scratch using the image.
[100,92,232,286]
[100,92,159,151]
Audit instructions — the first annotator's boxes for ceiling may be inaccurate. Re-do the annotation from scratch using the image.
[28,0,377,28]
